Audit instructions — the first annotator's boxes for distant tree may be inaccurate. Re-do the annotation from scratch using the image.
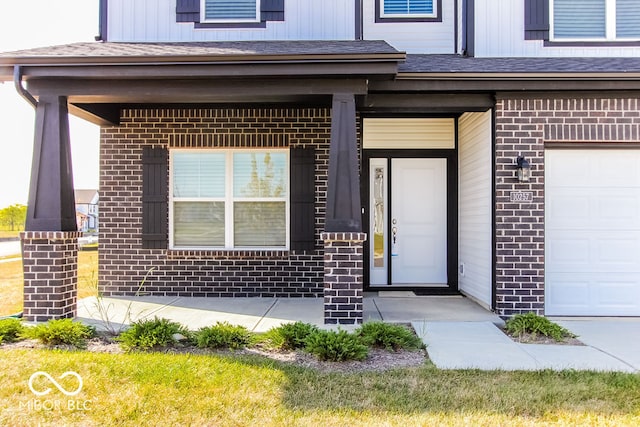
[0,204,27,231]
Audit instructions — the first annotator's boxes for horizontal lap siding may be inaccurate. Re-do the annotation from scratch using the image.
[99,108,331,297]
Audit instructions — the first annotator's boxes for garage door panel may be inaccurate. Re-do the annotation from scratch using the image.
[546,149,640,316]
[546,273,640,316]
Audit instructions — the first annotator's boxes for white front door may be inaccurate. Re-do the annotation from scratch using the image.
[391,158,448,284]
[369,158,448,285]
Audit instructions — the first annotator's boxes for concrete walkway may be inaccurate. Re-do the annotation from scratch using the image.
[76,295,639,373]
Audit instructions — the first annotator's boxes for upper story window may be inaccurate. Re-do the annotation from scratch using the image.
[552,0,640,41]
[201,0,260,23]
[376,0,441,22]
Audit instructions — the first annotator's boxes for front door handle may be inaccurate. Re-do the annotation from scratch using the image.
[392,226,397,244]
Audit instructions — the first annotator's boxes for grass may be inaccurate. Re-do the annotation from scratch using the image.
[0,230,21,239]
[0,251,98,316]
[0,348,638,426]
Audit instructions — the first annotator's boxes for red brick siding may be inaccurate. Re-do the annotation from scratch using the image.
[99,108,332,297]
[494,95,640,316]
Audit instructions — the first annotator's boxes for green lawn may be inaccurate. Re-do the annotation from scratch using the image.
[0,348,638,426]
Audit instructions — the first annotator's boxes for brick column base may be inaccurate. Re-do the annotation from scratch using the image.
[21,231,82,322]
[321,232,366,325]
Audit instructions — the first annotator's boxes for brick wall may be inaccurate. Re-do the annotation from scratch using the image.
[494,95,640,316]
[21,231,83,321]
[99,108,332,297]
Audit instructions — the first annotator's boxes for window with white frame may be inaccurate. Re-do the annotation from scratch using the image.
[201,0,260,23]
[171,149,288,249]
[552,0,640,40]
[381,0,435,18]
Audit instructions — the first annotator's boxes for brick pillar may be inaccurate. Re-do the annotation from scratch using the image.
[321,232,366,325]
[21,231,82,322]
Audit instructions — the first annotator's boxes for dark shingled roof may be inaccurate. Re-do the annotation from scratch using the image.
[0,40,402,61]
[400,54,640,74]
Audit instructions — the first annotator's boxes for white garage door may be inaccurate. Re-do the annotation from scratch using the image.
[546,149,640,316]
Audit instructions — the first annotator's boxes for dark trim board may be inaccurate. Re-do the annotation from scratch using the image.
[362,148,458,293]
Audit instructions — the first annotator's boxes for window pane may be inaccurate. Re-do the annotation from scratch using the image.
[174,202,225,247]
[205,0,257,20]
[617,0,640,38]
[173,152,225,198]
[373,167,385,268]
[384,0,433,15]
[234,152,287,198]
[234,202,286,247]
[554,0,606,39]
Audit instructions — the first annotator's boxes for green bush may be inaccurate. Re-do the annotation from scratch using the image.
[117,317,190,350]
[305,329,368,362]
[262,322,319,350]
[356,321,424,351]
[23,318,95,347]
[194,322,253,350]
[0,318,25,344]
[505,312,576,342]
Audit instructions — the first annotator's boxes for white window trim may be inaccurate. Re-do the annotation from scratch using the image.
[200,0,261,24]
[169,148,290,251]
[550,0,640,42]
[380,0,437,19]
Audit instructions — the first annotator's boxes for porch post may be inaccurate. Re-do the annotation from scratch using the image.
[21,94,79,321]
[323,93,365,324]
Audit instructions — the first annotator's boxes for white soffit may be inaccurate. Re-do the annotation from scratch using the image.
[363,118,455,149]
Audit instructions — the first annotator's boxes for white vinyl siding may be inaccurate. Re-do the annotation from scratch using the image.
[202,0,260,23]
[170,149,289,250]
[457,111,492,308]
[472,0,640,57]
[546,149,640,316]
[363,118,455,149]
[106,0,354,42]
[382,0,435,18]
[363,0,455,54]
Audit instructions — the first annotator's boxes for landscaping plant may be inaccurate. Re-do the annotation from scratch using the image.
[356,321,424,351]
[117,317,190,350]
[22,318,95,347]
[505,312,576,342]
[262,321,319,350]
[304,329,369,361]
[0,318,25,344]
[193,322,253,350]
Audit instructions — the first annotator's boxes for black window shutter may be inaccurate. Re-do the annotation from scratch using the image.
[176,0,200,23]
[142,147,168,249]
[290,147,315,252]
[261,0,285,22]
[524,0,550,40]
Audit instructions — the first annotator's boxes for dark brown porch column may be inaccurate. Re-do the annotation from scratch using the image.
[21,94,79,321]
[323,93,365,324]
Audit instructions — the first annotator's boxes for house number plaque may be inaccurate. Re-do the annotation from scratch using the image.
[510,191,533,202]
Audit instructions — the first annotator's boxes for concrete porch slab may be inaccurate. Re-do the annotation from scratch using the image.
[374,296,504,324]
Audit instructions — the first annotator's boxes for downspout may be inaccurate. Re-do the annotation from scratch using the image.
[13,66,37,108]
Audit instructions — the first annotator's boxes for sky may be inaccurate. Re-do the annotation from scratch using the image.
[0,0,100,208]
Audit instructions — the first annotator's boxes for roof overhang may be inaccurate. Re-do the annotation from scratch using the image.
[0,41,405,125]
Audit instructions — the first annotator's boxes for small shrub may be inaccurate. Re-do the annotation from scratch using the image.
[23,319,95,347]
[117,317,190,350]
[194,322,253,350]
[262,322,319,350]
[0,318,25,344]
[505,312,576,342]
[356,322,424,351]
[305,329,368,362]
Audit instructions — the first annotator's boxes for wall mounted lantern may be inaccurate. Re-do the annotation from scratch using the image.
[516,156,530,183]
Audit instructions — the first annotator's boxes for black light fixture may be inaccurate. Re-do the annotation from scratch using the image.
[516,156,530,183]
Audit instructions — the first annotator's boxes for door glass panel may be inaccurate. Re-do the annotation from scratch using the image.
[373,167,385,267]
